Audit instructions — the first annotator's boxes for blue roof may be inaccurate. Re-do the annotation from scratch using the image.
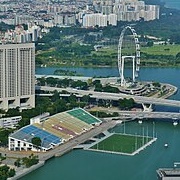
[10,125,62,149]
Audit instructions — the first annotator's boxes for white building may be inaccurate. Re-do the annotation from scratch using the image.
[0,116,22,128]
[0,43,35,111]
[2,24,41,44]
[30,112,50,124]
[108,14,117,26]
[82,13,108,27]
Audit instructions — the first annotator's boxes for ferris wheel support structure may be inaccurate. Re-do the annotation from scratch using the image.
[118,26,140,87]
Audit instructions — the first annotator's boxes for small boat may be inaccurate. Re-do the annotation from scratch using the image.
[173,121,178,126]
[138,120,142,124]
[164,143,168,148]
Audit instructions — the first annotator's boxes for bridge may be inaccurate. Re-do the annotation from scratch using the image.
[106,110,180,121]
[37,86,180,108]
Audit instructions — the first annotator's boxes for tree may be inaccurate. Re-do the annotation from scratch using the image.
[31,137,41,147]
[82,95,90,104]
[152,82,161,88]
[22,154,39,168]
[146,41,153,47]
[14,158,21,167]
[0,129,13,146]
[118,98,135,110]
[8,168,15,177]
[94,83,103,92]
[51,90,60,102]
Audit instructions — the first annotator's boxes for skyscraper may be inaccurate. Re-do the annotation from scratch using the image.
[0,43,35,111]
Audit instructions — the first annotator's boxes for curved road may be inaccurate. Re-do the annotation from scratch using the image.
[38,86,180,108]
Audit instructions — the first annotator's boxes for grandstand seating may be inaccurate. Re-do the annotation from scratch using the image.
[67,108,101,125]
[9,108,102,151]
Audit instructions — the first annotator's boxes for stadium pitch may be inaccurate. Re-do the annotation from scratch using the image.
[89,133,156,155]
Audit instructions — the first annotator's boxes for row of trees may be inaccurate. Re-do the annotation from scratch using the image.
[14,154,39,168]
[37,77,89,90]
[37,77,120,93]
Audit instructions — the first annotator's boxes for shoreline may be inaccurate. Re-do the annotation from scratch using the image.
[8,161,45,180]
[4,121,118,179]
[36,65,180,69]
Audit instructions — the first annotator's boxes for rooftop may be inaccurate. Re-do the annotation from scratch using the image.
[10,125,62,149]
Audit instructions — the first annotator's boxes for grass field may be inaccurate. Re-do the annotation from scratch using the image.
[141,44,180,56]
[95,44,180,56]
[90,133,153,154]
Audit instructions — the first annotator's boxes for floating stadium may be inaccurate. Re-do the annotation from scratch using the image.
[8,108,102,152]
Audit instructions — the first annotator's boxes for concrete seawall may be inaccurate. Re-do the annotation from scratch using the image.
[7,161,45,180]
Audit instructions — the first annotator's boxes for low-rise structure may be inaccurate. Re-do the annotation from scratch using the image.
[0,116,22,128]
[30,112,50,124]
[157,168,180,179]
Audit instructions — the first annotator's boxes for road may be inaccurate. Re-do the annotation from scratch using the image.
[102,110,180,120]
[38,86,180,108]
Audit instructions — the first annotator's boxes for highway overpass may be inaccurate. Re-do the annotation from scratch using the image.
[37,86,180,108]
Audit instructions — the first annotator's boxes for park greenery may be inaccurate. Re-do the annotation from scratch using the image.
[0,128,14,147]
[22,154,39,168]
[14,154,39,168]
[0,165,15,180]
[118,98,135,110]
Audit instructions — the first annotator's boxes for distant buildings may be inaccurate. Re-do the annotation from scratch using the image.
[0,43,35,111]
[1,23,41,44]
[0,0,159,29]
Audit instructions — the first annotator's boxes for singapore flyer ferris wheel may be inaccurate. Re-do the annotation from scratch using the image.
[118,26,140,87]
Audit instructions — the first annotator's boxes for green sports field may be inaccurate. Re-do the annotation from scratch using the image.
[90,133,153,154]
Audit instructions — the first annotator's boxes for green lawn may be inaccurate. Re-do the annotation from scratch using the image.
[91,134,152,154]
[94,44,180,56]
[141,44,180,56]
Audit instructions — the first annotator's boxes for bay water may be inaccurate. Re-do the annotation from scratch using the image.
[162,0,180,9]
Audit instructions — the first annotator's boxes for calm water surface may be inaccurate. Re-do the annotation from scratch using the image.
[22,67,180,180]
[162,0,180,9]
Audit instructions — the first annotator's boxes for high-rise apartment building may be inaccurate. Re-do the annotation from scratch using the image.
[0,43,35,111]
